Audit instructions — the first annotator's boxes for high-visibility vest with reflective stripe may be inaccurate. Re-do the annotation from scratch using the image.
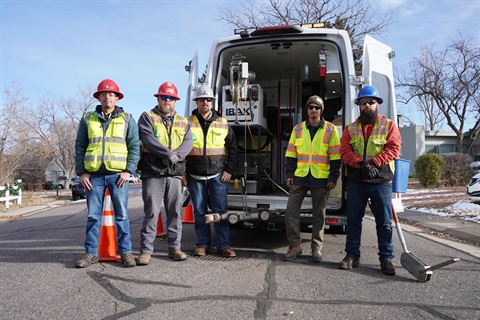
[285,121,340,179]
[187,115,228,157]
[84,112,129,172]
[142,112,188,152]
[346,118,395,172]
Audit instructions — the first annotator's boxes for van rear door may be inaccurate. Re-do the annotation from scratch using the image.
[362,35,397,121]
[184,51,199,117]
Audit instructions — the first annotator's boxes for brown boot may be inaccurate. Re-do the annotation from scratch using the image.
[338,255,360,270]
[281,246,303,261]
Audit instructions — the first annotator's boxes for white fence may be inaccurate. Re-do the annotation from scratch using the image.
[0,185,22,209]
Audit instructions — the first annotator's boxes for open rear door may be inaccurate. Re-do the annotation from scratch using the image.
[362,35,397,121]
[184,51,198,117]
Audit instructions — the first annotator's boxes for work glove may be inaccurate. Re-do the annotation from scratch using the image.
[360,159,379,180]
[169,152,180,165]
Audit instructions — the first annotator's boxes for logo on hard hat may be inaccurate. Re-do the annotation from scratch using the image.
[104,85,110,89]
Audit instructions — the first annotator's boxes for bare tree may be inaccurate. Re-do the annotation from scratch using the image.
[24,85,96,187]
[397,35,480,153]
[0,82,55,189]
[397,46,446,130]
[218,0,393,72]
[0,81,29,185]
[1,82,97,189]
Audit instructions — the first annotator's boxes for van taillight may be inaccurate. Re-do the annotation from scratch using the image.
[326,218,339,224]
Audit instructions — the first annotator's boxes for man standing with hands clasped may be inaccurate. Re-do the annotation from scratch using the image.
[281,95,341,262]
[337,85,401,276]
[137,82,192,264]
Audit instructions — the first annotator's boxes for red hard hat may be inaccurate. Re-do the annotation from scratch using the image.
[93,79,124,100]
[154,82,180,100]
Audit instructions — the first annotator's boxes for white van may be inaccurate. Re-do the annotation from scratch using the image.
[185,24,397,232]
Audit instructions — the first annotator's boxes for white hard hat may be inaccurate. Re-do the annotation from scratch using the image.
[193,84,215,100]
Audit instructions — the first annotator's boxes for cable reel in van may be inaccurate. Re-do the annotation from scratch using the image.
[229,53,255,106]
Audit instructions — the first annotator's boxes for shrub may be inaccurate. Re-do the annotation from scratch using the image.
[442,153,475,186]
[414,153,445,187]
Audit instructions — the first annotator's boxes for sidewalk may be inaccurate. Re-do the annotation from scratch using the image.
[397,209,480,246]
[0,200,69,222]
[1,198,479,246]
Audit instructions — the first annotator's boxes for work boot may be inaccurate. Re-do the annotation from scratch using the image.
[75,253,99,268]
[168,250,188,261]
[338,255,360,270]
[220,248,236,258]
[380,259,396,276]
[121,253,136,268]
[312,250,323,262]
[281,246,303,261]
[137,253,152,266]
[193,247,207,256]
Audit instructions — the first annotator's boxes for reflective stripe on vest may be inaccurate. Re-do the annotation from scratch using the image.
[84,112,129,172]
[187,115,228,156]
[285,121,340,178]
[347,118,394,171]
[142,112,188,152]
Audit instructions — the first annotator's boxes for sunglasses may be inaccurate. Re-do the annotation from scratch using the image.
[359,99,377,106]
[196,98,213,102]
[160,95,175,101]
[307,105,322,110]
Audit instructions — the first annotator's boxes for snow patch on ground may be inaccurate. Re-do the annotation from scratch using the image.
[404,189,480,224]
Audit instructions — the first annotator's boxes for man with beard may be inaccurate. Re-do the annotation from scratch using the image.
[337,86,401,276]
[186,84,238,258]
[137,82,192,264]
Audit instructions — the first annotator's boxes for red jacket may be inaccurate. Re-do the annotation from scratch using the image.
[340,115,401,170]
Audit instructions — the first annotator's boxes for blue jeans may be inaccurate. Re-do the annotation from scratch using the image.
[345,181,394,260]
[187,174,231,251]
[83,173,132,255]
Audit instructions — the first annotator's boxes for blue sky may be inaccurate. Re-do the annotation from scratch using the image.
[1,0,479,123]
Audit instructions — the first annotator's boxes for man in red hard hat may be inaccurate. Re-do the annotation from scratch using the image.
[136,82,193,264]
[75,79,140,268]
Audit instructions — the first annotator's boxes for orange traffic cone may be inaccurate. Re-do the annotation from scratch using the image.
[98,188,121,261]
[182,199,195,224]
[156,209,167,238]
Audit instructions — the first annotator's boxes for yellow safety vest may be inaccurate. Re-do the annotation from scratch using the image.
[187,115,228,156]
[83,112,129,172]
[142,112,188,152]
[285,121,340,179]
[346,118,395,172]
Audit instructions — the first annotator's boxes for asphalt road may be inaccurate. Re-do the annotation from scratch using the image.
[0,184,479,319]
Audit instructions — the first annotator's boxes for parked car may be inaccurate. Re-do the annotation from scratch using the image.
[466,172,480,202]
[44,181,64,190]
[69,177,81,189]
[71,181,86,201]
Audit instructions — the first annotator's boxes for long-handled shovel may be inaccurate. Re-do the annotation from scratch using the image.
[392,204,460,282]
